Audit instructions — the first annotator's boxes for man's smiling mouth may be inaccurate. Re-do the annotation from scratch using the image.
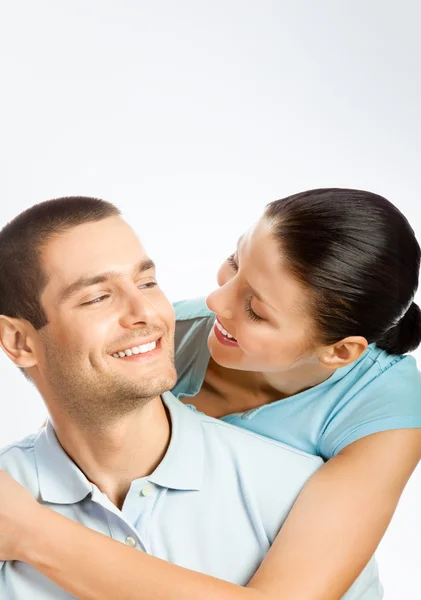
[112,341,157,358]
[110,336,162,359]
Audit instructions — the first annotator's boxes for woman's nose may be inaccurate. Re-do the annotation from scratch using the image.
[206,280,235,320]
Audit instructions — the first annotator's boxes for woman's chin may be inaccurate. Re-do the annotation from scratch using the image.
[207,331,244,369]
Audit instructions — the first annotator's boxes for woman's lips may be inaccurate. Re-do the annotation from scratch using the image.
[213,320,239,347]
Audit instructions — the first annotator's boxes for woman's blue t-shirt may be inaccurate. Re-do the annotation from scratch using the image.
[172,298,421,460]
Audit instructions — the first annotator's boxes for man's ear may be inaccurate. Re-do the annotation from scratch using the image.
[317,336,368,370]
[0,315,38,368]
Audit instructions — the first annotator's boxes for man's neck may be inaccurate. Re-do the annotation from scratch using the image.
[49,397,170,510]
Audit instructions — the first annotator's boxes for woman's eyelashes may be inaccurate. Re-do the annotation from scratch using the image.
[227,253,238,270]
[245,298,264,322]
[81,281,158,306]
[226,254,264,322]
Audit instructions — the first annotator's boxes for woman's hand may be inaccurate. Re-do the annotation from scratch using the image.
[0,470,40,562]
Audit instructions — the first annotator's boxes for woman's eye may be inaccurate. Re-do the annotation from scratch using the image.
[245,298,264,322]
[227,254,238,270]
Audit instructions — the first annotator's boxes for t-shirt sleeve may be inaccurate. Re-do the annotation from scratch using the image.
[318,355,421,458]
[172,297,215,398]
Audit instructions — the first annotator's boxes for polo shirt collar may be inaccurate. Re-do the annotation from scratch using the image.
[33,392,204,504]
[146,392,204,491]
[34,421,93,504]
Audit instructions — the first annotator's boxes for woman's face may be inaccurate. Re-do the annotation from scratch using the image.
[206,218,320,373]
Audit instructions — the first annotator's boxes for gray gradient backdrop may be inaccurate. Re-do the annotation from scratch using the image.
[0,2,420,598]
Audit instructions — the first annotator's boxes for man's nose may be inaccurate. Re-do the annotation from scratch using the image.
[119,286,157,329]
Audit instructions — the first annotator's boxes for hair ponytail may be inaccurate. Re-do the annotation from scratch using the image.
[377,302,421,355]
[265,189,421,355]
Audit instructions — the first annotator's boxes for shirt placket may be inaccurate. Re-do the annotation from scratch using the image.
[90,483,156,553]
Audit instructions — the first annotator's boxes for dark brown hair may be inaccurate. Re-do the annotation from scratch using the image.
[0,196,120,329]
[265,188,421,355]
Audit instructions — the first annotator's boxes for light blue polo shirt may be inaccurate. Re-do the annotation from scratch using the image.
[172,298,421,459]
[0,393,381,599]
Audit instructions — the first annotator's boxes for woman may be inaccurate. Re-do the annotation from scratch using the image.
[0,188,420,600]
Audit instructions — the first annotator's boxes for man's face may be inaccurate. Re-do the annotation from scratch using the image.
[35,216,176,430]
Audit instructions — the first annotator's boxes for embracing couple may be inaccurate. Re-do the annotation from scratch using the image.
[0,188,420,599]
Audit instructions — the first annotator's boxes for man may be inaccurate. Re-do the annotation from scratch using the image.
[0,197,372,598]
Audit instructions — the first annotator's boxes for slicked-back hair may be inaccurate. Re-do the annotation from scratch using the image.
[0,196,120,330]
[265,188,421,355]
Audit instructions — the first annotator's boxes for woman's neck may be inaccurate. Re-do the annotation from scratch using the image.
[195,358,335,417]
[262,361,335,399]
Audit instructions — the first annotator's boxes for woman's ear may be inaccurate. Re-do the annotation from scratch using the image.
[0,316,38,368]
[318,336,368,369]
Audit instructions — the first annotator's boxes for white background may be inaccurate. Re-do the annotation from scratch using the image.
[0,2,420,598]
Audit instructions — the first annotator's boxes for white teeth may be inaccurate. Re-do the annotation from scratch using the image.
[112,341,158,358]
[216,320,235,339]
[139,341,156,353]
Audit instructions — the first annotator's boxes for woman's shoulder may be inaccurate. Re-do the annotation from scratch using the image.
[173,297,215,352]
[172,297,214,399]
[328,344,421,401]
[318,348,421,458]
[358,346,421,394]
[173,297,214,322]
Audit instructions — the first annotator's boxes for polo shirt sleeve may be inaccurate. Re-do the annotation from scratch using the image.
[318,355,421,459]
[0,442,39,573]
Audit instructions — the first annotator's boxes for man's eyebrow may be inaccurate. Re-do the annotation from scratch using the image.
[59,259,156,303]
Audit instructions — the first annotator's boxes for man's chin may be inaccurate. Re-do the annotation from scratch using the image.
[149,372,178,398]
[122,368,177,399]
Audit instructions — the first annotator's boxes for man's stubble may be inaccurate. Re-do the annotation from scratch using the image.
[41,334,177,433]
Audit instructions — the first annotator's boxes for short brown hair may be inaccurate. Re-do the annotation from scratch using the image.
[0,196,120,329]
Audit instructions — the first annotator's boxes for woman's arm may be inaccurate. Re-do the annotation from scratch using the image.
[1,428,420,600]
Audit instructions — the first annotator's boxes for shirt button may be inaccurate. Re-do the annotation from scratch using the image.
[125,536,137,548]
[141,484,154,497]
